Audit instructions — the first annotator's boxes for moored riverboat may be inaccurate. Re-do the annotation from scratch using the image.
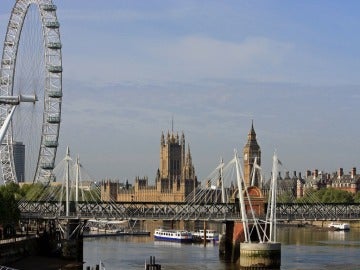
[328,222,350,231]
[84,219,150,237]
[192,229,220,243]
[154,228,193,243]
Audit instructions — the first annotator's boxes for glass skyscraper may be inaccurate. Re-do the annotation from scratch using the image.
[13,141,25,182]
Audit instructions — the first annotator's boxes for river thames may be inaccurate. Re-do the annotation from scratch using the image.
[83,226,360,270]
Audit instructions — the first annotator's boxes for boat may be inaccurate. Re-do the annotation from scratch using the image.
[328,222,350,231]
[83,230,150,238]
[192,229,220,243]
[154,228,193,243]
[84,219,150,237]
[86,219,127,234]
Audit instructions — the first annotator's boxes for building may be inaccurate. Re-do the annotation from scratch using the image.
[101,131,198,202]
[13,141,25,182]
[243,121,261,187]
[327,167,360,194]
[296,167,360,198]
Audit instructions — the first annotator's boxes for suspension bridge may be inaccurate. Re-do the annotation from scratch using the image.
[14,147,360,222]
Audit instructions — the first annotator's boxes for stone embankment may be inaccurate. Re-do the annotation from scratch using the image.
[1,234,81,269]
[278,220,360,229]
[0,235,38,266]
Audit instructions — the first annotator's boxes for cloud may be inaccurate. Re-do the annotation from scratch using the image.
[59,7,187,24]
[62,34,294,85]
[146,36,293,80]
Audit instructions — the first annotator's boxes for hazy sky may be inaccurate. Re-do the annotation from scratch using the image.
[1,1,360,182]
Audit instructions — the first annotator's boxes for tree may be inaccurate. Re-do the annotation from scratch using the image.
[319,188,353,203]
[295,188,354,203]
[20,183,47,201]
[354,192,360,203]
[0,183,20,225]
[277,191,294,203]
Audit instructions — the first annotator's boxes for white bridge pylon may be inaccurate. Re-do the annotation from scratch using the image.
[180,149,281,244]
[233,150,280,243]
[235,150,280,243]
[18,145,98,217]
[52,146,96,216]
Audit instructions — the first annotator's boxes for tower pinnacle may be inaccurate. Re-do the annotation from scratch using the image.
[243,121,261,187]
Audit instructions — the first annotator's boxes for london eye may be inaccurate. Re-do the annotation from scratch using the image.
[0,0,62,183]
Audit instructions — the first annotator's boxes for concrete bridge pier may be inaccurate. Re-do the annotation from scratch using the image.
[219,221,281,268]
[219,220,239,262]
[239,242,281,269]
[220,221,251,262]
[58,218,85,265]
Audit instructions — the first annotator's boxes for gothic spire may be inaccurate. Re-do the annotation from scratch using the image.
[245,120,259,147]
[186,144,192,165]
[161,132,165,146]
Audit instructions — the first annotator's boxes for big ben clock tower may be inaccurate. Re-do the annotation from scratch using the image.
[243,121,261,187]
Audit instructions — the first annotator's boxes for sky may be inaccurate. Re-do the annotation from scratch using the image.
[1,0,360,183]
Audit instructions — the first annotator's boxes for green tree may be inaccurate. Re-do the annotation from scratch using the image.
[353,192,360,203]
[20,183,47,201]
[0,183,20,225]
[277,191,294,203]
[319,188,353,203]
[296,188,354,203]
[295,188,318,203]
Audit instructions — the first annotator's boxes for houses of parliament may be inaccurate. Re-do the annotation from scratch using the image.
[101,122,262,202]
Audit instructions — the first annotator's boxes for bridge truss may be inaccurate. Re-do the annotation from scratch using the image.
[19,201,360,221]
[19,201,241,221]
[276,203,360,221]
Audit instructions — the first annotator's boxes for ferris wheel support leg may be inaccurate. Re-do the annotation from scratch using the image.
[65,147,70,216]
[0,106,16,146]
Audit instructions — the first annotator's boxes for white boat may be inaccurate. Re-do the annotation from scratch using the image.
[154,228,193,243]
[85,219,127,234]
[192,229,220,242]
[328,222,350,231]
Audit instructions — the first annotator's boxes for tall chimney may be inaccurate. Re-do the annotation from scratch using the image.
[338,168,343,179]
[314,169,318,178]
[351,167,356,179]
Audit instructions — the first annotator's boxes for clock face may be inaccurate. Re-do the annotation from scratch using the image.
[244,153,248,161]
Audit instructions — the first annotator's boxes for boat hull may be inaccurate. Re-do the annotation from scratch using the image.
[154,235,193,243]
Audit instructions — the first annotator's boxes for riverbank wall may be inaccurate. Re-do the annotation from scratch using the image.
[280,220,360,228]
[1,234,82,269]
[311,220,360,228]
[0,235,39,265]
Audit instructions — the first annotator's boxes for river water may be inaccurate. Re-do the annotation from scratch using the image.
[83,226,360,270]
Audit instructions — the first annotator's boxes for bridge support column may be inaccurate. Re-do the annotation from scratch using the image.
[219,221,234,261]
[239,242,281,269]
[219,221,247,263]
[58,218,84,266]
